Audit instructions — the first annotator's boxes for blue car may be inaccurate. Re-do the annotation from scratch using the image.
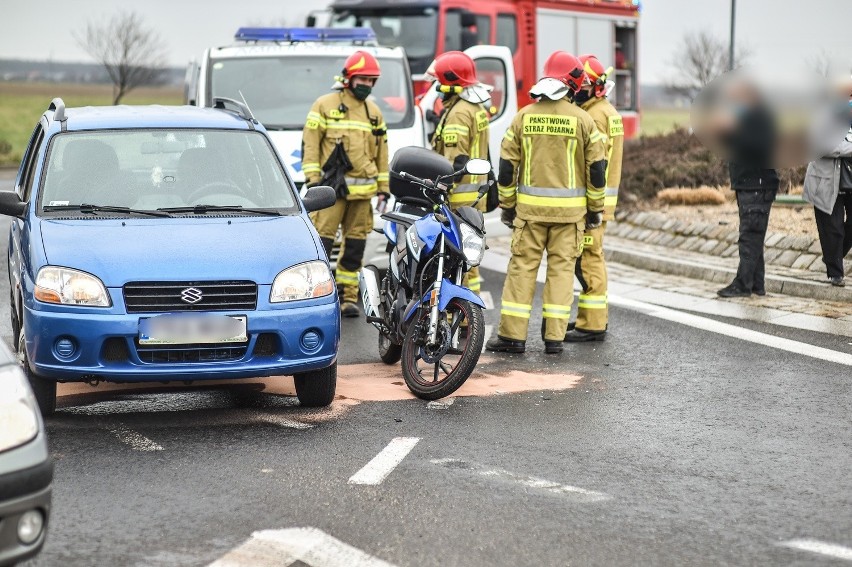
[1,98,340,415]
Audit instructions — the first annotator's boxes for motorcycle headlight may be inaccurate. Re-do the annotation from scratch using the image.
[35,266,111,307]
[459,222,485,267]
[0,367,40,452]
[270,261,335,303]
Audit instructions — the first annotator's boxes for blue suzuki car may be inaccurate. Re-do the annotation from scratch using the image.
[2,99,340,415]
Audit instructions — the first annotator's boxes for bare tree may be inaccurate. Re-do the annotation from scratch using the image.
[666,30,749,99]
[75,12,168,104]
[804,48,833,78]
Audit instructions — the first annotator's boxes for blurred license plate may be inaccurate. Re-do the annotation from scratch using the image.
[138,315,247,345]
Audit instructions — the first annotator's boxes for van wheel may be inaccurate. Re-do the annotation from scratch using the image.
[294,362,337,407]
[17,328,56,417]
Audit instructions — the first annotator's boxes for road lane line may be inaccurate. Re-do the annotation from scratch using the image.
[483,325,494,352]
[348,437,420,485]
[480,290,494,310]
[779,539,852,561]
[427,397,455,410]
[431,458,611,502]
[209,527,398,567]
[481,251,852,367]
[109,426,164,451]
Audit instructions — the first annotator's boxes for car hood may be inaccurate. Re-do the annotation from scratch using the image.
[39,215,320,286]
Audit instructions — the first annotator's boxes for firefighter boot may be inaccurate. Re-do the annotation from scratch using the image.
[485,336,526,353]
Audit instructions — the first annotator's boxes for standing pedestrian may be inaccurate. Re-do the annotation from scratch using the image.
[302,50,390,317]
[486,51,607,355]
[803,126,852,286]
[563,54,623,342]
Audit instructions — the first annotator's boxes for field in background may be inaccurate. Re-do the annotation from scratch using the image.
[0,82,183,167]
[640,108,691,137]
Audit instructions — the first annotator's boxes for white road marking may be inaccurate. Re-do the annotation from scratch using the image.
[253,414,314,430]
[209,527,398,567]
[427,397,455,410]
[779,539,852,561]
[480,290,494,310]
[481,250,852,367]
[483,325,494,352]
[348,437,420,485]
[431,458,611,502]
[109,426,164,452]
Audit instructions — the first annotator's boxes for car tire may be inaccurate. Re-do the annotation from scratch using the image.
[9,288,20,351]
[294,361,337,407]
[17,328,56,417]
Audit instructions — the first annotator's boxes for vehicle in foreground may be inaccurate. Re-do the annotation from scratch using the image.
[360,147,490,399]
[0,340,52,566]
[3,99,340,415]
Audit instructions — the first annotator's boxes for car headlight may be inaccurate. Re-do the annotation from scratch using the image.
[459,222,485,267]
[35,266,111,307]
[270,261,335,303]
[0,367,40,452]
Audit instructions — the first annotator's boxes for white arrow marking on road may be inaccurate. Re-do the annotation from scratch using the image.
[108,426,164,451]
[427,397,455,410]
[779,539,852,561]
[431,458,611,502]
[209,527,398,567]
[348,437,420,485]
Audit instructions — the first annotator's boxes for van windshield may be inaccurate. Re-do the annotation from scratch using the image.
[209,56,414,130]
[39,129,299,214]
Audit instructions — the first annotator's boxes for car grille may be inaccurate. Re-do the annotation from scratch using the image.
[134,340,248,364]
[123,281,257,313]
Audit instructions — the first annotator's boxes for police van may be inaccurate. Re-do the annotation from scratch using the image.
[185,28,428,187]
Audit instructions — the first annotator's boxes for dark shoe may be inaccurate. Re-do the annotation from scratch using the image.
[544,341,563,354]
[564,328,607,342]
[717,283,751,298]
[340,302,361,318]
[829,276,846,287]
[485,336,525,353]
[752,287,766,296]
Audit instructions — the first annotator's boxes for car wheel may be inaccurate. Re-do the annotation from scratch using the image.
[9,288,20,351]
[17,328,56,417]
[293,362,337,407]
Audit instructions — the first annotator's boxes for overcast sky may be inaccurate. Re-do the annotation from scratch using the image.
[1,0,850,84]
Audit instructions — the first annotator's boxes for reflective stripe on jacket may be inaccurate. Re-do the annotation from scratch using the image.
[498,98,606,223]
[581,96,624,221]
[432,97,490,208]
[302,89,389,200]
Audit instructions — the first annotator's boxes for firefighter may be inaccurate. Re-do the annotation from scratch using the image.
[302,50,389,318]
[485,51,607,354]
[427,50,491,296]
[564,53,623,342]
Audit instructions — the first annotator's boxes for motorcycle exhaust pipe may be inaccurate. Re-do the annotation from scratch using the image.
[359,265,382,322]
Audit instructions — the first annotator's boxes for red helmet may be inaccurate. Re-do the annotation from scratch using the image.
[579,54,607,96]
[342,51,381,81]
[433,51,479,87]
[542,51,584,92]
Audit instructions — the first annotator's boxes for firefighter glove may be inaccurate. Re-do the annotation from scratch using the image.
[500,207,516,228]
[586,210,603,229]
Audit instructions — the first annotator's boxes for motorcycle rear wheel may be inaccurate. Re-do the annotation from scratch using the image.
[378,331,402,364]
[401,298,484,400]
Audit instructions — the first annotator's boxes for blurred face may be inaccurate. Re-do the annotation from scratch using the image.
[351,76,378,88]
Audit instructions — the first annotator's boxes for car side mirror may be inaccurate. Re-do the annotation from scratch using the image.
[464,158,492,176]
[302,185,337,212]
[0,192,27,218]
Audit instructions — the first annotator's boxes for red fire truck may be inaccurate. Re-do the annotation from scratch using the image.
[319,0,641,137]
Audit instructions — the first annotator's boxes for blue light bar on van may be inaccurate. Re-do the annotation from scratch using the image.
[234,27,377,43]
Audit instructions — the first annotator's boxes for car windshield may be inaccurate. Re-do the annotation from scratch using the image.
[331,10,438,75]
[39,129,299,214]
[209,55,414,130]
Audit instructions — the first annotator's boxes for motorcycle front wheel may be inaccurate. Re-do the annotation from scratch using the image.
[401,298,484,400]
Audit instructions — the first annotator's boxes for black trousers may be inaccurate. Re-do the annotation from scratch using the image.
[814,191,852,278]
[734,189,776,291]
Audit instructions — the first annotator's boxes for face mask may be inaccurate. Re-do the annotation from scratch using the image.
[351,84,372,101]
[574,89,593,104]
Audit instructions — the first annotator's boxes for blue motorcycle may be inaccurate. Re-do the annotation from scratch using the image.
[360,147,492,399]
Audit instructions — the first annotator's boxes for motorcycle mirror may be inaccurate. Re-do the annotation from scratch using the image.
[464,158,492,176]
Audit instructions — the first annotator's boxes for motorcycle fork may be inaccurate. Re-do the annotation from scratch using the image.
[426,235,445,346]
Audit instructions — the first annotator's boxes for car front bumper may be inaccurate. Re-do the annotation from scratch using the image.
[23,299,340,382]
[0,460,52,567]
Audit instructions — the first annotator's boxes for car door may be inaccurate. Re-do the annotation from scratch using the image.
[418,45,517,170]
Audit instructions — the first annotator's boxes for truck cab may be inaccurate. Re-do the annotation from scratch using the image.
[186,28,428,187]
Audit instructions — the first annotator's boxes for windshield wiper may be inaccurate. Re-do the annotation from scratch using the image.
[43,204,171,218]
[157,205,281,216]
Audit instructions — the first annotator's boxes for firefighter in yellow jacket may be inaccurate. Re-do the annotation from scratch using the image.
[428,50,491,295]
[485,51,607,355]
[302,50,389,318]
[564,54,624,342]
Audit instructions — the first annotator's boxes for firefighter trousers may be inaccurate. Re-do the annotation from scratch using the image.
[574,222,608,331]
[310,198,373,303]
[497,219,584,342]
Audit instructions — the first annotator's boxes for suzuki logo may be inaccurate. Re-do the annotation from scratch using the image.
[180,287,203,304]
